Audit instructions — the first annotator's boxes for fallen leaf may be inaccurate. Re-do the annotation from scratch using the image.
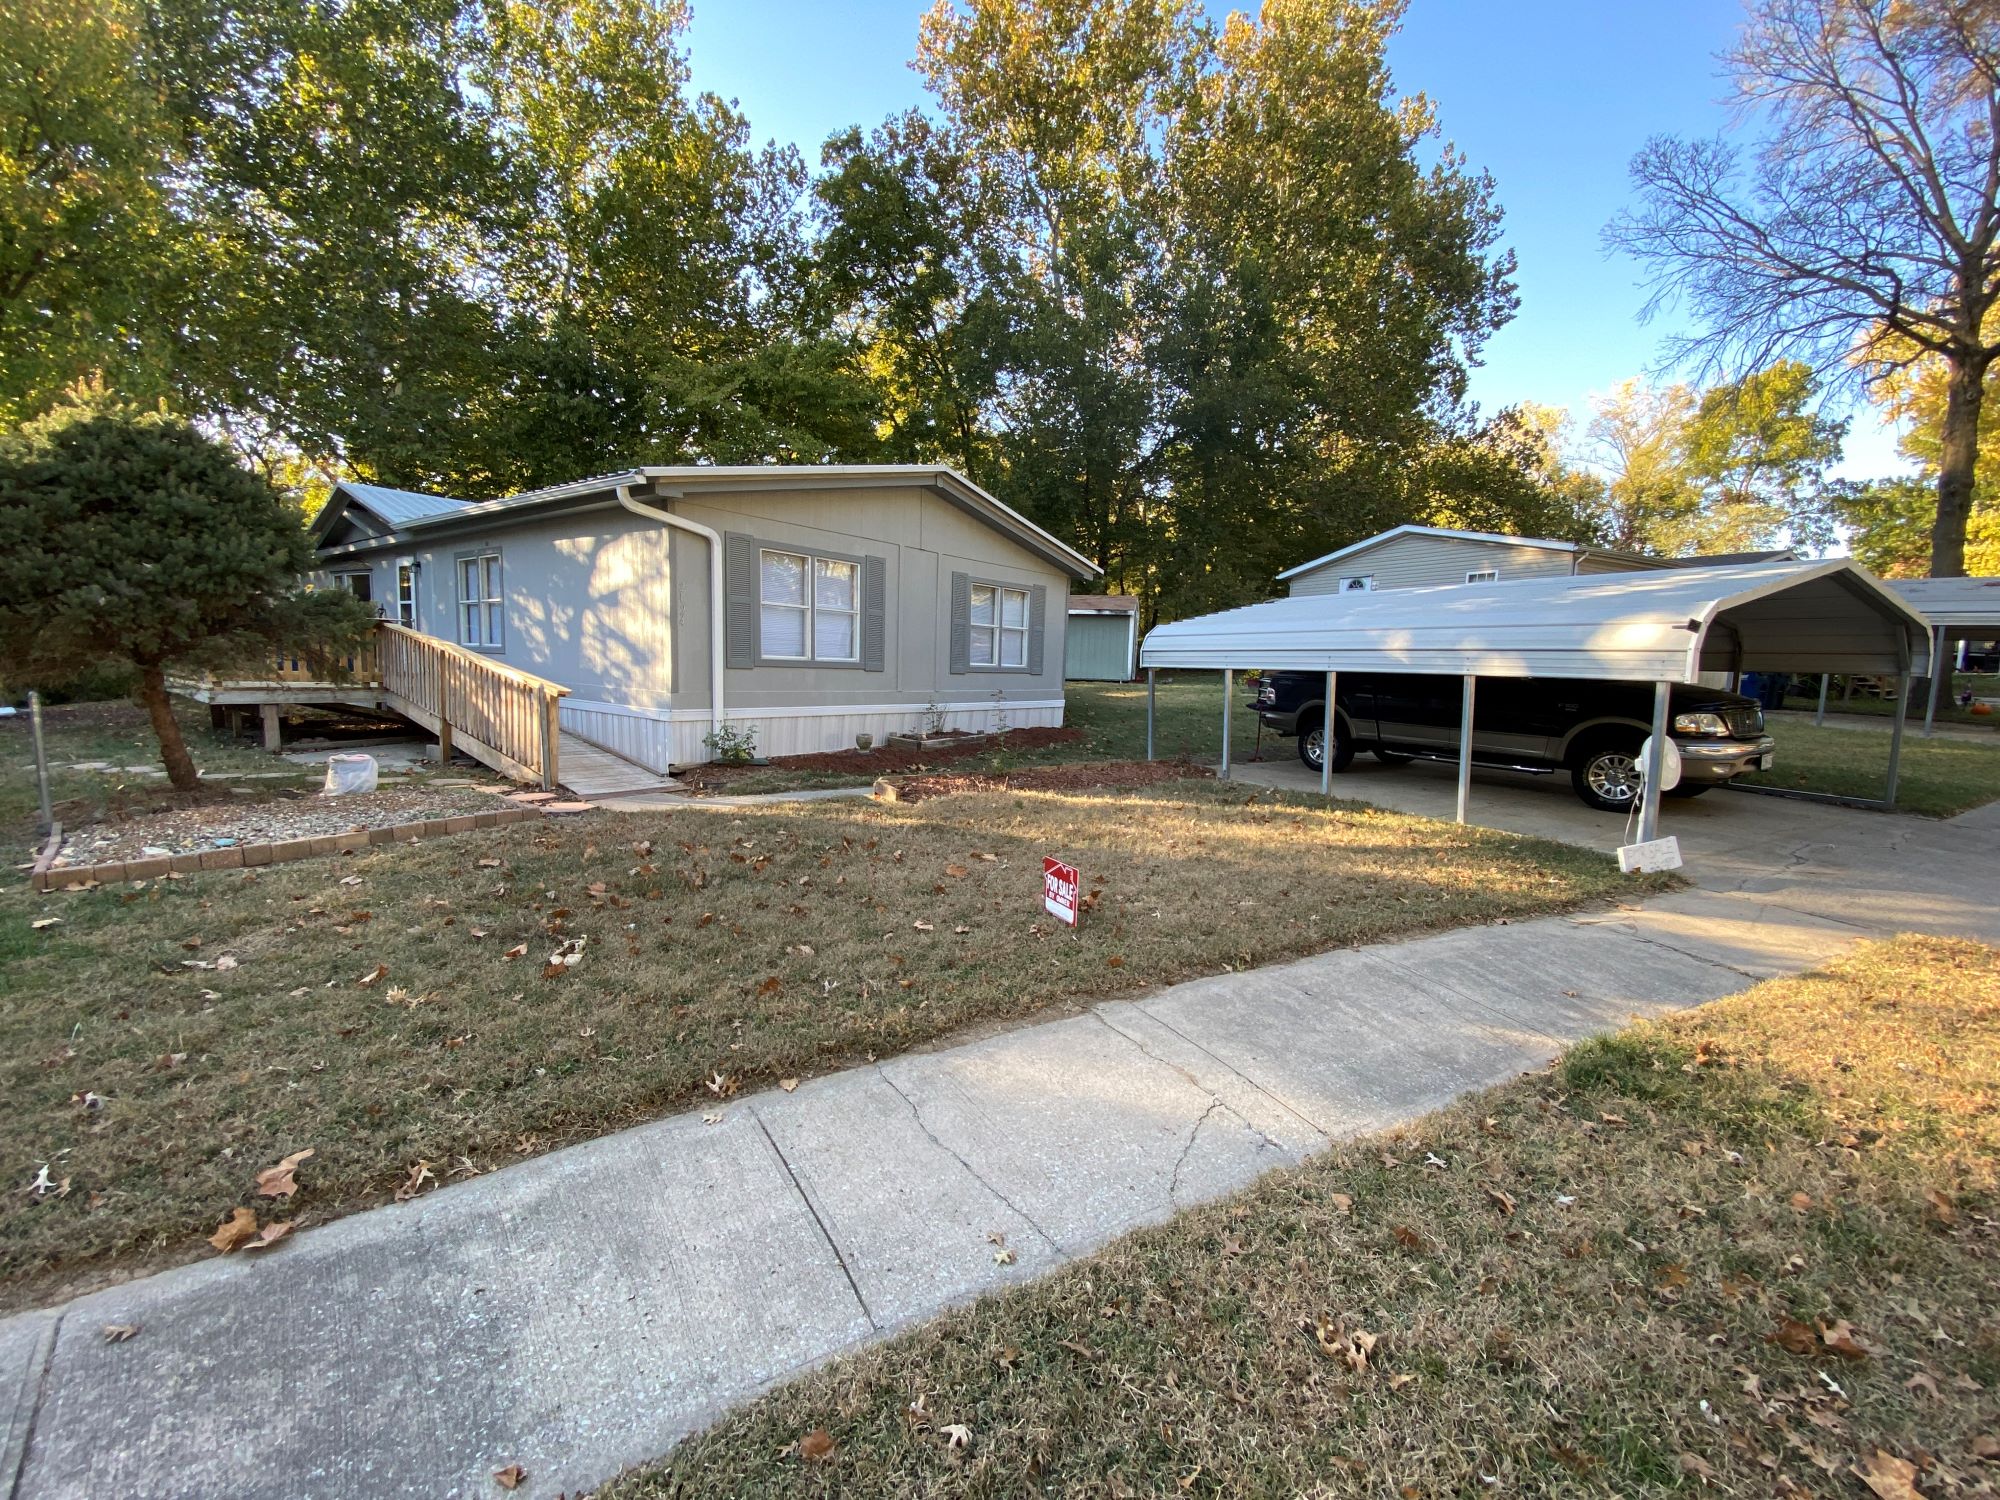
[1390,1224,1430,1253]
[30,918,60,930]
[1769,1317,1818,1355]
[101,1323,139,1343]
[799,1428,837,1463]
[1680,1452,1718,1483]
[779,1077,799,1092]
[1484,1185,1517,1217]
[1905,1371,1940,1400]
[244,1220,293,1251]
[493,1463,527,1490]
[356,963,388,988]
[1819,1318,1872,1360]
[1598,1111,1628,1127]
[1329,1192,1353,1214]
[339,875,363,886]
[944,864,968,878]
[208,1206,260,1253]
[1852,1450,1923,1500]
[1924,1188,1956,1226]
[394,1161,434,1201]
[477,858,503,869]
[993,1246,1016,1265]
[941,1423,972,1451]
[913,919,934,932]
[705,1071,738,1098]
[502,943,528,960]
[255,1148,315,1199]
[1791,1192,1814,1211]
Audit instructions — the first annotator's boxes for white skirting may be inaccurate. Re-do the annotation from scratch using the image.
[558,696,1068,770]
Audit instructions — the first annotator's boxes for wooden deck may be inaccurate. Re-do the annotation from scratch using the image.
[172,624,571,788]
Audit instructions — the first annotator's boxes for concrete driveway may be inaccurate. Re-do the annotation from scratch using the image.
[1226,753,2000,946]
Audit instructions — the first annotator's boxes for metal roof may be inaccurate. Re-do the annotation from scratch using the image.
[333,482,474,526]
[1141,559,1931,682]
[1888,576,2000,633]
[1272,524,1682,582]
[328,464,1100,580]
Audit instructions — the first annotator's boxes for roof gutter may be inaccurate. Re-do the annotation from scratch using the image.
[615,485,725,756]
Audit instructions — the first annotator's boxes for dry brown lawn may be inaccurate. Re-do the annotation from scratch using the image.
[0,778,1644,1310]
[608,935,2000,1499]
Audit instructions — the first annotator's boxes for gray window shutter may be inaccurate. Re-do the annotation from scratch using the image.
[1027,584,1047,675]
[948,571,971,674]
[861,554,887,672]
[724,532,758,669]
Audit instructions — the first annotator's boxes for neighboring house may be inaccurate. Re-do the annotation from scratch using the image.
[1064,595,1139,681]
[308,465,1100,769]
[1276,524,1797,596]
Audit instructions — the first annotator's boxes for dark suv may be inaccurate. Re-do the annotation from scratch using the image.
[1250,671,1776,812]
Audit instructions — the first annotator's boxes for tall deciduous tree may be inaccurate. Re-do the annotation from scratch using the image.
[1680,360,1847,552]
[1609,0,2000,580]
[0,392,372,788]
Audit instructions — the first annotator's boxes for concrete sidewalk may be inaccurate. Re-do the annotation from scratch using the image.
[4,791,1995,1499]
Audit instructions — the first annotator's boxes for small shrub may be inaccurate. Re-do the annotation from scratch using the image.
[702,720,758,765]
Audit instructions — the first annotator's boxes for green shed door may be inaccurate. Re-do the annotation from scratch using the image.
[1065,613,1134,681]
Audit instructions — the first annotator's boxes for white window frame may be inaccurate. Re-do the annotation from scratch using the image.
[396,561,418,627]
[1338,575,1374,594]
[968,582,1030,669]
[456,550,504,651]
[1466,568,1499,584]
[759,548,861,665]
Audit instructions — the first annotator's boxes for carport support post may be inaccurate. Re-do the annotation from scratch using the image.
[1637,680,1670,845]
[1886,669,1910,809]
[1321,670,1337,797]
[1220,668,1232,777]
[1922,625,1944,737]
[1145,669,1156,762]
[1455,675,1475,825]
[1815,674,1829,727]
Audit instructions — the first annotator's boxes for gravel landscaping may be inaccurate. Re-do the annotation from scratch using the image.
[46,780,510,867]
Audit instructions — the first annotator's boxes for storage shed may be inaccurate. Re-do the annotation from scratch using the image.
[1064,596,1140,681]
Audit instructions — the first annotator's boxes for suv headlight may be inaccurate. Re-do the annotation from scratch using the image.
[1672,712,1729,736]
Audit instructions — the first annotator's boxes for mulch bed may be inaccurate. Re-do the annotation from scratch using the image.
[887,758,1212,805]
[679,725,1086,790]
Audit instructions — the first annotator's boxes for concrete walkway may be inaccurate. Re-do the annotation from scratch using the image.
[4,784,1996,1499]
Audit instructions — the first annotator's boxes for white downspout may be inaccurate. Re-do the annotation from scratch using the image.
[616,486,725,755]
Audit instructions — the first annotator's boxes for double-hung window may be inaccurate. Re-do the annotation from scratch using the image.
[760,549,859,663]
[396,562,418,626]
[969,583,1029,668]
[457,551,503,650]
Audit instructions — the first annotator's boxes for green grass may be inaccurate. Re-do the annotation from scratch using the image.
[1778,672,2000,727]
[1744,717,2000,816]
[606,935,2000,1499]
[0,778,1653,1312]
[0,700,321,852]
[688,677,1271,796]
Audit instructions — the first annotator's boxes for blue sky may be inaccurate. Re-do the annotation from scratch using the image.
[685,0,1908,479]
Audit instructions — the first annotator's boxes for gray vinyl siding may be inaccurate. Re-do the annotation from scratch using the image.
[1287,534,1580,595]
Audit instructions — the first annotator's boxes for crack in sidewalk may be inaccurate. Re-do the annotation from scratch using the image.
[749,1107,878,1333]
[873,1068,1064,1257]
[1167,1100,1226,1207]
[6,1308,64,1500]
[1102,1006,1333,1145]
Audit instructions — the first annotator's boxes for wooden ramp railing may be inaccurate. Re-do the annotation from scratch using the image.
[374,623,568,788]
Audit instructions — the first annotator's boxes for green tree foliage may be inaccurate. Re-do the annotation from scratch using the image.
[0,391,372,788]
[1581,364,1843,556]
[0,0,176,423]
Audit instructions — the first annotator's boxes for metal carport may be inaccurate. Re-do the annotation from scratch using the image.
[1888,576,2000,735]
[1138,558,1934,839]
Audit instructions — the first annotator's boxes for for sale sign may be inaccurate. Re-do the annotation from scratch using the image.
[1043,856,1080,927]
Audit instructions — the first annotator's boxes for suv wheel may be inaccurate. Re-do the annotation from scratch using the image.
[1571,741,1645,813]
[1297,713,1355,775]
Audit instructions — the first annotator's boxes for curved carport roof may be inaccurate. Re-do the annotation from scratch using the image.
[1136,559,1934,833]
[1139,559,1930,682]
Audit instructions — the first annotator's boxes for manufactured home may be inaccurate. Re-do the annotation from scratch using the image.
[1277,524,1796,597]
[301,466,1099,773]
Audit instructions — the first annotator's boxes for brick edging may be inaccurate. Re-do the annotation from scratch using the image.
[31,806,545,892]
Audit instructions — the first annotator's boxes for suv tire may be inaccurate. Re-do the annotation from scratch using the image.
[1298,712,1355,775]
[1570,738,1645,813]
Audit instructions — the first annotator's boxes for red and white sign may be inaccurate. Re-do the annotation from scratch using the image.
[1042,856,1080,927]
